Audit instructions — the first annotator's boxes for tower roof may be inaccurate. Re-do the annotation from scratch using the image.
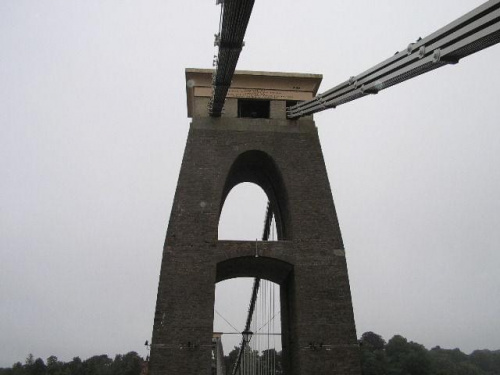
[185,68,322,118]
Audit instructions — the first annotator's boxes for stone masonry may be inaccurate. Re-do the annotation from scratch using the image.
[149,69,361,374]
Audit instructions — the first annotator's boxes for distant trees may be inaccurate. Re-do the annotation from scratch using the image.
[1,340,498,375]
[359,332,500,375]
[224,346,240,373]
[359,331,387,375]
[223,346,283,374]
[0,352,143,375]
[385,335,431,375]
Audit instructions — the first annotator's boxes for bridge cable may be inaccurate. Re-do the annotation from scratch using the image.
[287,0,500,119]
[215,309,240,333]
[210,0,255,117]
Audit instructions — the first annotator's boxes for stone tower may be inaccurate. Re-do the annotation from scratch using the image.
[149,69,360,374]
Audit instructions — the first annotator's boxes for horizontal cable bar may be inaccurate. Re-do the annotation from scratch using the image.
[219,332,282,335]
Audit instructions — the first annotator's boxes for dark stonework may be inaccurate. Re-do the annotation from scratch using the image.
[149,117,361,374]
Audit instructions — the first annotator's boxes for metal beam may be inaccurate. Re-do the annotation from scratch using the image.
[210,0,255,117]
[287,0,500,119]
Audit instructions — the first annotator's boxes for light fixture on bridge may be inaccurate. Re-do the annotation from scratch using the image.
[242,330,253,344]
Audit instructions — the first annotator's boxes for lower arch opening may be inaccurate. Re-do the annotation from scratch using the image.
[213,277,284,375]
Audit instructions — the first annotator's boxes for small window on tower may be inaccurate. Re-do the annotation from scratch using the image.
[238,99,270,119]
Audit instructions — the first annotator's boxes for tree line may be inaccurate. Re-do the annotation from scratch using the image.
[1,332,499,375]
[0,352,143,375]
[223,347,283,374]
[359,331,500,375]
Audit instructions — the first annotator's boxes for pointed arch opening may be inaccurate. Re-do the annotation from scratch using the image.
[218,182,278,241]
[219,150,291,241]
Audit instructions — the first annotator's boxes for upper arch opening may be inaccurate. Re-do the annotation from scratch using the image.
[218,182,277,241]
[219,150,290,240]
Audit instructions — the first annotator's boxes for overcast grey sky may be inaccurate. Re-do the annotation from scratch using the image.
[1,0,500,367]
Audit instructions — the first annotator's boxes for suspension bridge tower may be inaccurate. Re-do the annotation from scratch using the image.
[149,68,361,374]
